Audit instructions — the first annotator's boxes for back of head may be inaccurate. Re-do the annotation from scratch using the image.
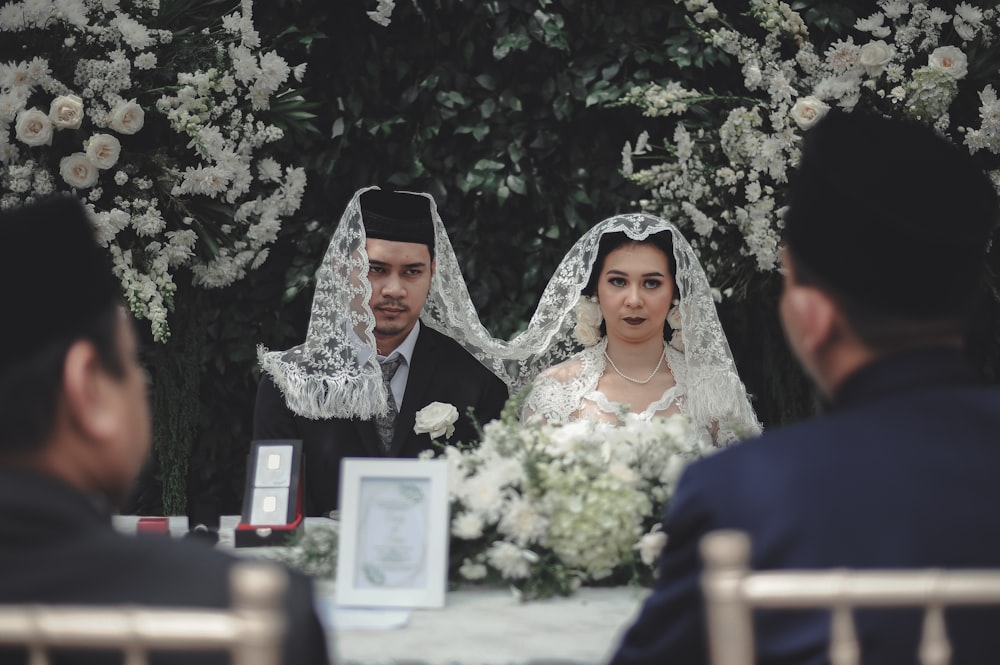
[0,196,122,456]
[783,111,998,346]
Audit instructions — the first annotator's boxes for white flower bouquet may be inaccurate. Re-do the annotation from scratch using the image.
[0,0,315,341]
[619,0,1000,294]
[434,396,714,600]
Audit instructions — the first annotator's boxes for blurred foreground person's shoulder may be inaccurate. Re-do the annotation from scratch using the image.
[0,196,331,664]
[609,112,1000,665]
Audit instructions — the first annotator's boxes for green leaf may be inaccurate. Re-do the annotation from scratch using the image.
[475,74,496,91]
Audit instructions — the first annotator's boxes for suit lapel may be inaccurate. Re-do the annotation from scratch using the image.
[390,325,437,456]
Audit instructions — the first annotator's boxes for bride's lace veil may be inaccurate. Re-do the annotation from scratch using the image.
[503,213,762,441]
[259,189,758,439]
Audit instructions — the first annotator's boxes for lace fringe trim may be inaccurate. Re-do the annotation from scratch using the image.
[257,345,389,421]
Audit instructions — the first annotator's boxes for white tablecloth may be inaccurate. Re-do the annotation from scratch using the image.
[112,515,649,665]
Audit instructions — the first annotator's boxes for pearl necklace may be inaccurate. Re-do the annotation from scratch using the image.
[603,344,666,385]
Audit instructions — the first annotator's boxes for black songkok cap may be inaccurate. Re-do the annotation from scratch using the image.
[0,195,120,372]
[783,112,998,319]
[359,189,435,251]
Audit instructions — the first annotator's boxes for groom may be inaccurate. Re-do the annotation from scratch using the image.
[609,112,1000,664]
[254,188,508,515]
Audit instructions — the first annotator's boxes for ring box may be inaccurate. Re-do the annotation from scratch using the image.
[235,439,305,547]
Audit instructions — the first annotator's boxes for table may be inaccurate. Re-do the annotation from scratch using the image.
[112,515,649,665]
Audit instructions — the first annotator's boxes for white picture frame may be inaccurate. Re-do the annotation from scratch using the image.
[335,458,450,608]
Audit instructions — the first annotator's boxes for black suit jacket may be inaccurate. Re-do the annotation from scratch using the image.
[0,469,330,665]
[254,323,509,515]
[610,347,1000,665]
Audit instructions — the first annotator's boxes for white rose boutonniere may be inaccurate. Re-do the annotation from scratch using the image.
[414,401,459,440]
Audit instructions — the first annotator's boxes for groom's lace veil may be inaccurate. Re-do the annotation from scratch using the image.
[259,189,758,438]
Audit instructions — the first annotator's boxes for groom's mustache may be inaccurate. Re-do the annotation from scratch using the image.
[374,299,409,312]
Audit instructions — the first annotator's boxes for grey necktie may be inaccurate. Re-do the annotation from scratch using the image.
[375,356,403,452]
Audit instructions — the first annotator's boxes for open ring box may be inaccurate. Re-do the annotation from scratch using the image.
[235,439,305,547]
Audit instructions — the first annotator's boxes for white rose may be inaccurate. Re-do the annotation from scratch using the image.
[459,560,488,580]
[15,108,53,146]
[59,152,99,189]
[574,296,603,347]
[635,528,668,566]
[789,96,831,131]
[928,46,968,80]
[414,401,459,440]
[108,99,145,135]
[858,40,894,77]
[575,296,603,327]
[48,94,84,130]
[574,321,602,347]
[84,133,121,169]
[666,300,683,330]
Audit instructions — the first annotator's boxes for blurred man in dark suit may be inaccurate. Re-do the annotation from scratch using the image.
[609,112,1000,664]
[0,196,331,664]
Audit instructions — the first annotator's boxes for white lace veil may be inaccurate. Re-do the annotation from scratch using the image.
[507,213,761,440]
[258,185,512,420]
[260,190,759,439]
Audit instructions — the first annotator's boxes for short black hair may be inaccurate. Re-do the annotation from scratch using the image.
[0,304,125,456]
[783,111,998,323]
[786,245,972,352]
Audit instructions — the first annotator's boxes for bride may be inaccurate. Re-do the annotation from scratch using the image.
[520,213,761,446]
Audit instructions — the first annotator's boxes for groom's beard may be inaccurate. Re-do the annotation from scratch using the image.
[372,298,411,338]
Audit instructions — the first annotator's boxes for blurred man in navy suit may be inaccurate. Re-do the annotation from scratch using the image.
[609,112,1000,664]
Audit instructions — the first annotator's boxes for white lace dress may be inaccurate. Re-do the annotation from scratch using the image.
[522,338,748,447]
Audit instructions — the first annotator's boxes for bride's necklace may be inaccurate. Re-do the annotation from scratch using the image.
[603,344,666,385]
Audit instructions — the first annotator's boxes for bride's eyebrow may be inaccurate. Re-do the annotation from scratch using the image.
[605,269,665,277]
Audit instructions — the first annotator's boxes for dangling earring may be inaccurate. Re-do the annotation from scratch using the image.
[666,299,684,352]
[574,295,603,347]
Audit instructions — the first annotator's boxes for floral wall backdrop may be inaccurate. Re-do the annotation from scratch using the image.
[3,0,998,515]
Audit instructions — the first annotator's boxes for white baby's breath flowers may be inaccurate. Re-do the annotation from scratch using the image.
[0,1,314,342]
[620,0,1000,292]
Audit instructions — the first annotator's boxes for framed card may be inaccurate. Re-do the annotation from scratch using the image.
[335,458,450,608]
